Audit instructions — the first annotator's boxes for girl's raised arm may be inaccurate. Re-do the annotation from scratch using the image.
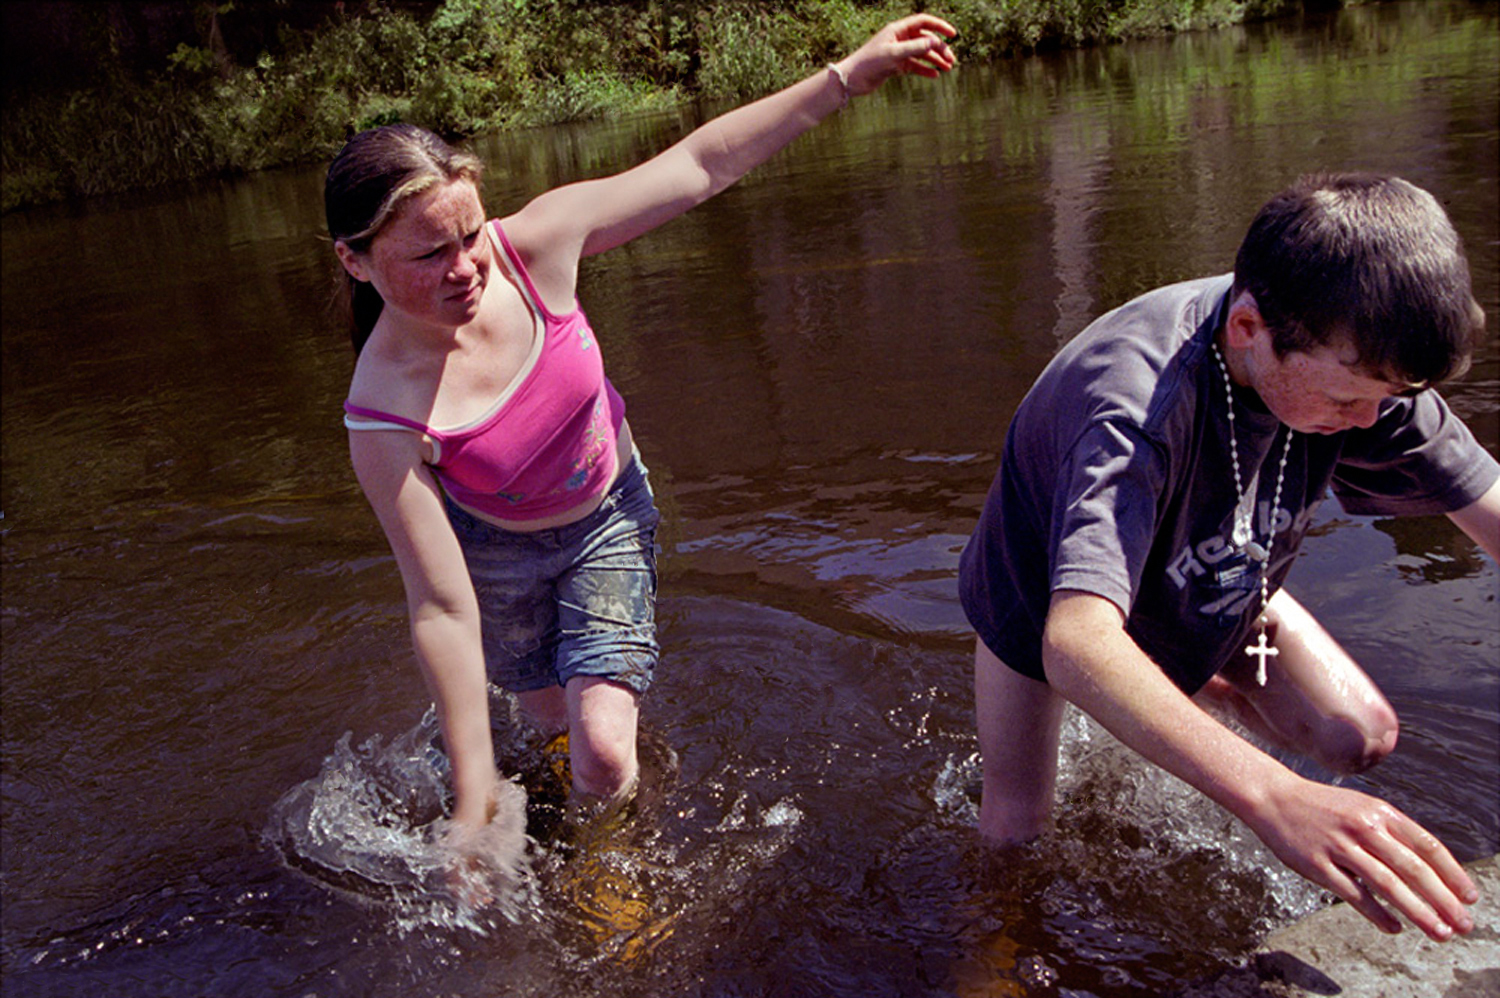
[503,14,956,304]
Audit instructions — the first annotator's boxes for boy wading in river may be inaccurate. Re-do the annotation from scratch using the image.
[959,173,1500,941]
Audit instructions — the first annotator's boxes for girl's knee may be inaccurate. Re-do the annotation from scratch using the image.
[563,676,640,797]
[568,726,638,799]
[564,711,633,798]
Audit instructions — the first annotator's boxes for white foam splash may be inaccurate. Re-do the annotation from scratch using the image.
[265,714,534,933]
[933,708,1326,942]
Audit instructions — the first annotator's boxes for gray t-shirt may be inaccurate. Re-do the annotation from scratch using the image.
[958,275,1499,693]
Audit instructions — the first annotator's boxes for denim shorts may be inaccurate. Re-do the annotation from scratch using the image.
[445,456,661,695]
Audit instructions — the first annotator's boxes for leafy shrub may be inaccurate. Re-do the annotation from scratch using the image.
[1,0,1320,211]
[697,4,807,99]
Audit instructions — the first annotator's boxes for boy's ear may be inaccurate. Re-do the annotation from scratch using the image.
[1223,290,1268,350]
[334,241,369,282]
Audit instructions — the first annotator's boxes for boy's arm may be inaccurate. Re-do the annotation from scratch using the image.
[1042,589,1477,941]
[1446,477,1500,561]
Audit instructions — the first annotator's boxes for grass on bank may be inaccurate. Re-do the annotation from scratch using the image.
[1,0,1302,213]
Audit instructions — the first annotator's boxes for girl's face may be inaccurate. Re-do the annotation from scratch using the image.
[336,178,491,332]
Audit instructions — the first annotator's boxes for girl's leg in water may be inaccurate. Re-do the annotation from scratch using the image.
[512,680,640,800]
[565,676,641,800]
[516,686,570,735]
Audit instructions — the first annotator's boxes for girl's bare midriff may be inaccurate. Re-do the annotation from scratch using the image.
[448,420,636,533]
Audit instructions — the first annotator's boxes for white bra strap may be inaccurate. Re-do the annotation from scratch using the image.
[489,222,544,319]
[343,415,442,463]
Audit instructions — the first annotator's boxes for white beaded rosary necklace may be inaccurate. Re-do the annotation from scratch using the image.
[1212,343,1294,685]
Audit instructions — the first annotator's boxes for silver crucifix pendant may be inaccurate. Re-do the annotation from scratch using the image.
[1246,620,1278,686]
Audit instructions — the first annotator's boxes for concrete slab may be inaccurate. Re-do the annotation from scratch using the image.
[1176,855,1500,998]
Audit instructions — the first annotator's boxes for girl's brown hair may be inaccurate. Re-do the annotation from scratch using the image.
[324,124,484,354]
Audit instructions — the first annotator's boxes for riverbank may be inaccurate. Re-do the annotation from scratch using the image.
[1,0,1310,213]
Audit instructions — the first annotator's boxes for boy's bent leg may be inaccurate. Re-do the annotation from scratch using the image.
[566,676,641,800]
[1202,589,1398,775]
[974,637,1065,843]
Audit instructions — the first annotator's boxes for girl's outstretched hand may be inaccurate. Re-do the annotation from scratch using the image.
[840,14,958,97]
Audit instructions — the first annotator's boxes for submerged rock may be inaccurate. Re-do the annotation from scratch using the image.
[1177,855,1499,997]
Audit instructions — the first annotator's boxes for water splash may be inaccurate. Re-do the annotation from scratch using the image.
[263,693,809,983]
[264,711,534,933]
[933,707,1326,956]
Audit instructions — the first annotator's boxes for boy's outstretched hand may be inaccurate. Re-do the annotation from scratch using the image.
[1250,773,1478,941]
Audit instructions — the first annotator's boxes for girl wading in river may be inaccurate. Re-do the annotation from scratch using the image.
[324,16,956,895]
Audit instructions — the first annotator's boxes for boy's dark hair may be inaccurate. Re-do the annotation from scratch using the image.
[1232,173,1483,387]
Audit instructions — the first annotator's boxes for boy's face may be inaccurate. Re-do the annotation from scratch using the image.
[1246,334,1411,435]
[1226,295,1418,435]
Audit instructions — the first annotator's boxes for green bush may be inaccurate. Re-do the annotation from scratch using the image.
[0,0,1323,212]
[697,5,806,99]
[521,70,681,123]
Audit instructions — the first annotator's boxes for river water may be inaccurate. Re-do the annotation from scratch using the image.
[3,3,1496,995]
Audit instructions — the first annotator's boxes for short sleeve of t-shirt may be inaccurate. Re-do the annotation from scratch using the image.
[1332,391,1500,516]
[1050,420,1168,617]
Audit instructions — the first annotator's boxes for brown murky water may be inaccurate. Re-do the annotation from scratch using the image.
[3,3,1496,995]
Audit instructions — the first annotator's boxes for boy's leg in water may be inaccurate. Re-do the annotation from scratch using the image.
[975,637,1066,843]
[565,675,641,800]
[1197,588,1399,775]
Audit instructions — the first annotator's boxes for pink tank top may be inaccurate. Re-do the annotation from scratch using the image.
[344,221,626,521]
